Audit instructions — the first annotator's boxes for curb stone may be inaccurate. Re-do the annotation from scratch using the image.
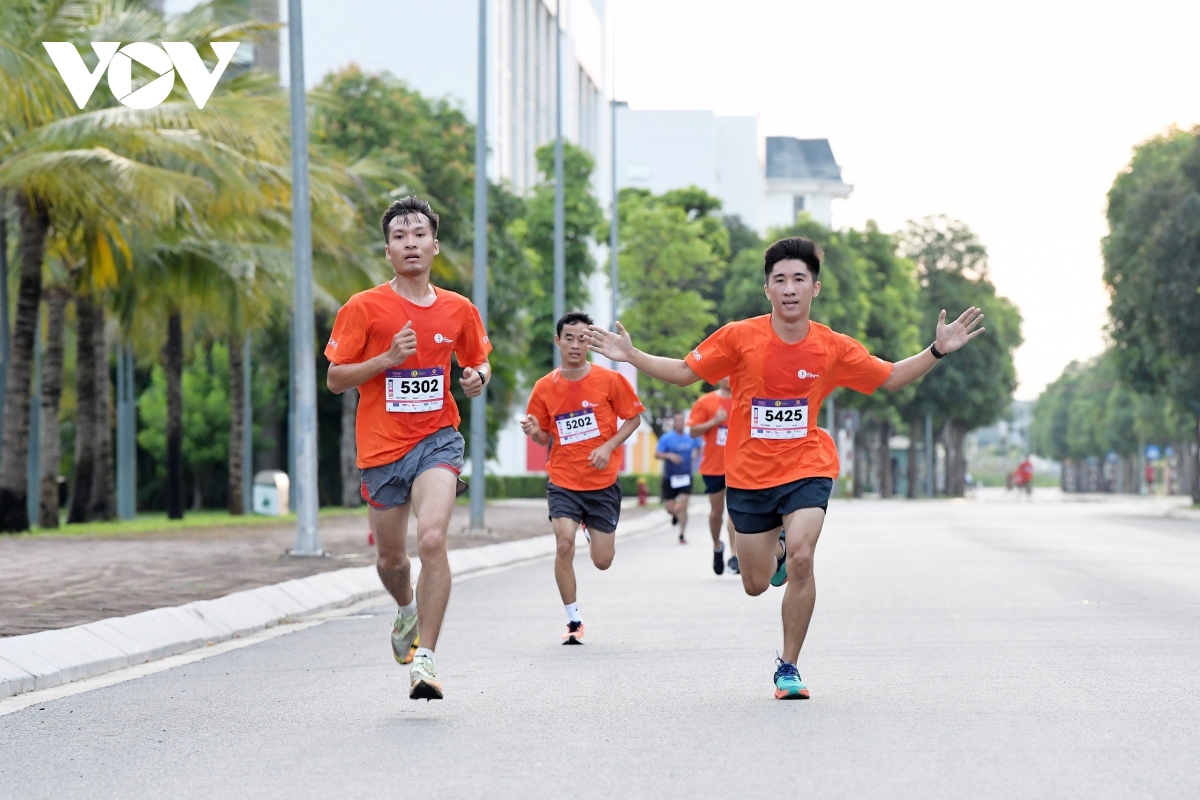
[0,510,667,699]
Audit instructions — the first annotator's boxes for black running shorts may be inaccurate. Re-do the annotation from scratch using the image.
[701,474,726,494]
[660,473,693,501]
[726,477,833,534]
[546,481,622,533]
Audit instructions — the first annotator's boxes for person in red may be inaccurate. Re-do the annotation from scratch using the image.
[325,197,492,701]
[1013,456,1034,497]
[522,312,645,645]
[688,377,737,575]
[584,237,985,699]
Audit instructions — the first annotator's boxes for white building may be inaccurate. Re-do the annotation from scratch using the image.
[761,136,853,231]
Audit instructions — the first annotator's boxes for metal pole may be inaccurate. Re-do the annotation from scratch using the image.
[287,0,321,555]
[27,316,41,526]
[469,0,489,532]
[609,99,619,331]
[924,412,934,497]
[243,330,253,512]
[551,0,565,367]
[116,336,129,519]
[125,343,136,517]
[0,192,9,443]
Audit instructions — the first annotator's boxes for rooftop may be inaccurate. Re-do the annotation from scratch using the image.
[765,137,844,181]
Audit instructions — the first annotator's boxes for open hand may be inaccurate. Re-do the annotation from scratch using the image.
[386,321,417,366]
[589,443,613,469]
[935,307,985,354]
[583,322,635,362]
[714,408,728,424]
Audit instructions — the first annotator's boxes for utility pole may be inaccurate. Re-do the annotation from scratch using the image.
[552,0,565,367]
[243,331,253,513]
[469,0,489,532]
[609,100,624,331]
[0,192,8,444]
[287,0,321,555]
[116,339,136,520]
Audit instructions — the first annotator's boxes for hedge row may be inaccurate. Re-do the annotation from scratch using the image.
[463,473,706,499]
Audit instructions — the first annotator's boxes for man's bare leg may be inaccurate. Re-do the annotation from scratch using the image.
[408,467,458,652]
[552,516,581,604]
[779,508,825,664]
[734,525,782,596]
[588,528,615,570]
[370,503,413,606]
[707,490,725,551]
[676,494,691,541]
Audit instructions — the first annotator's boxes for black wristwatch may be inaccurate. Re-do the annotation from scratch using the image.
[929,343,946,360]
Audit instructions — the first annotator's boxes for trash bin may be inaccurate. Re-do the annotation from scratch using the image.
[252,470,290,516]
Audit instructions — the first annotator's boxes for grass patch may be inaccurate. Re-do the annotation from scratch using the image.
[17,505,369,538]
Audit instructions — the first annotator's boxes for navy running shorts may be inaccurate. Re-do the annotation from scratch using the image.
[701,474,726,494]
[547,481,622,533]
[726,477,833,534]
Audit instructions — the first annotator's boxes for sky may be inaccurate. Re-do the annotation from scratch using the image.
[611,0,1200,398]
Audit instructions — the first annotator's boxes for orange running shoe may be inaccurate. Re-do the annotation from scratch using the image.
[562,620,585,645]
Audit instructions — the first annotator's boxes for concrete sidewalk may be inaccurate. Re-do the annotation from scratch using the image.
[0,508,671,700]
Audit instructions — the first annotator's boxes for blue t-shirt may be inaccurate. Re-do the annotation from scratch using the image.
[657,431,700,477]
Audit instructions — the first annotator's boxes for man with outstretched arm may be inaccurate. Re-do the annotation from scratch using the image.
[655,412,700,545]
[584,236,984,700]
[688,377,738,574]
[325,196,492,701]
[522,312,644,644]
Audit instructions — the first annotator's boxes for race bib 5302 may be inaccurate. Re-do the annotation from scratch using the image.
[385,367,444,413]
[555,408,600,445]
[750,398,808,440]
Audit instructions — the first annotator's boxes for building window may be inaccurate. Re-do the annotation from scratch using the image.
[793,195,806,220]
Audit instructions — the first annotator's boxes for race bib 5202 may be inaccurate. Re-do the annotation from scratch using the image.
[385,367,444,413]
[555,408,600,445]
[750,398,808,440]
[716,426,728,447]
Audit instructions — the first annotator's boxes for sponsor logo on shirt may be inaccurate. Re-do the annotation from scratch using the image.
[581,400,593,408]
[691,348,702,360]
[328,338,338,349]
[434,333,454,344]
[797,369,820,379]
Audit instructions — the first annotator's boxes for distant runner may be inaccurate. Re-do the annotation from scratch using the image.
[326,197,492,701]
[656,413,700,545]
[1013,455,1033,497]
[584,236,984,700]
[522,312,645,645]
[688,377,737,574]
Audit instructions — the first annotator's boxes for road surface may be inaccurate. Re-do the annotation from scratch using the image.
[2,494,1197,799]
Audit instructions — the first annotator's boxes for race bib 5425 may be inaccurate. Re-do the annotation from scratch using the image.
[750,398,808,440]
[385,367,444,413]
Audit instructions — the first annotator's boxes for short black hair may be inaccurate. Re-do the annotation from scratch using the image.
[556,311,593,337]
[763,237,822,279]
[381,196,439,242]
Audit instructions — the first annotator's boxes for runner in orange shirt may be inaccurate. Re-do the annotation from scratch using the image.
[584,237,985,699]
[522,312,645,645]
[688,377,737,575]
[325,197,492,701]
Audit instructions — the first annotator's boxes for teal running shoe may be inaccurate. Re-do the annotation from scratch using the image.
[391,610,419,665]
[770,534,788,587]
[773,658,810,699]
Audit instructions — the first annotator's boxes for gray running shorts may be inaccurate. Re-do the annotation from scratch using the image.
[546,481,622,534]
[359,427,465,510]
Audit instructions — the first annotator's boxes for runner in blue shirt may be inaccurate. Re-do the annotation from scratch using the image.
[656,412,702,544]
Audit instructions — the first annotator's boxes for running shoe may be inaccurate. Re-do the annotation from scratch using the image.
[713,543,725,575]
[671,514,678,525]
[773,658,809,699]
[391,610,419,665]
[409,653,443,700]
[770,535,788,587]
[562,620,585,645]
[728,555,740,574]
[678,533,687,545]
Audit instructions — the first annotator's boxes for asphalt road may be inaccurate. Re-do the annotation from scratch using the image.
[2,494,1198,799]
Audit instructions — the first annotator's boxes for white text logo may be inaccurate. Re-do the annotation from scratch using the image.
[43,41,241,110]
[797,369,819,379]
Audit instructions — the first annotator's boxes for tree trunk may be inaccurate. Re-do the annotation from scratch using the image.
[852,427,867,498]
[38,290,68,528]
[0,195,50,532]
[67,295,98,523]
[89,302,115,521]
[1190,423,1200,505]
[165,311,184,520]
[227,332,246,515]
[907,415,920,499]
[341,387,361,507]
[943,421,966,497]
[879,418,893,498]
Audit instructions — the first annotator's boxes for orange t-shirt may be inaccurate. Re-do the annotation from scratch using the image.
[684,316,893,490]
[688,391,733,476]
[324,284,491,469]
[526,364,646,492]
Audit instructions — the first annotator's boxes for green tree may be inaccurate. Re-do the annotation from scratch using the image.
[616,188,723,433]
[1104,126,1200,502]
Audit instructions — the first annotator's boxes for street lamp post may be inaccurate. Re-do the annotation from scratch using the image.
[552,0,565,367]
[609,100,624,331]
[469,0,489,532]
[287,0,321,556]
